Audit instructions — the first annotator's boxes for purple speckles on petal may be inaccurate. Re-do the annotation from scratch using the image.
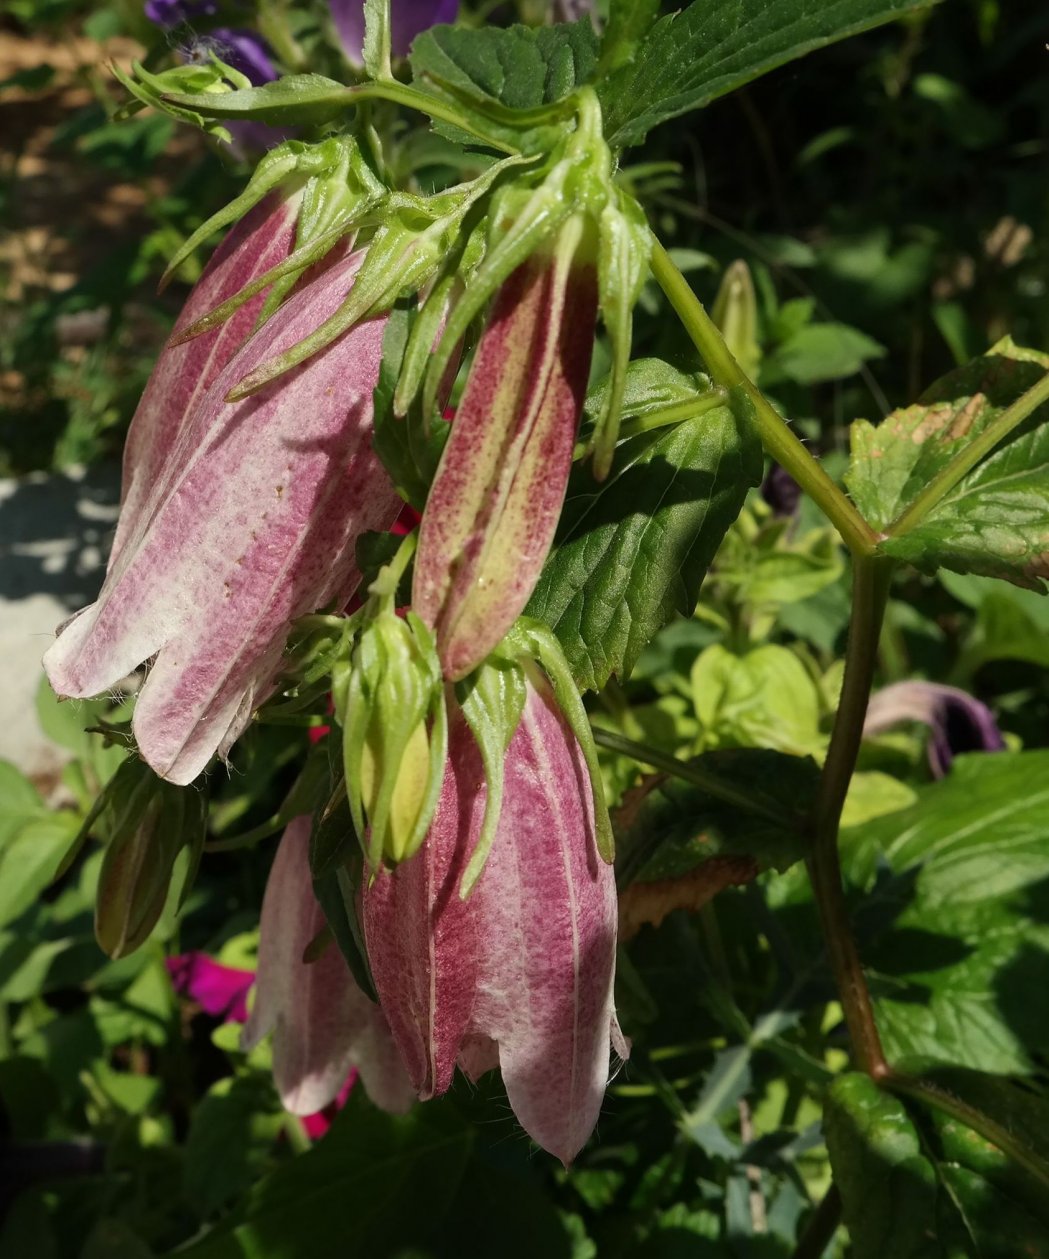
[864,681,1005,777]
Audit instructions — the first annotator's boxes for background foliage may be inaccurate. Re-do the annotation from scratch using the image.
[2,0,1048,1255]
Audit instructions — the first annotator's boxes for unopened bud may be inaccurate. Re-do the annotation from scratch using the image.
[711,260,761,380]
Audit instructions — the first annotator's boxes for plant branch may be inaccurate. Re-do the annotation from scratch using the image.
[888,364,1049,536]
[808,554,893,1078]
[592,727,786,824]
[885,1072,1049,1190]
[791,1185,842,1259]
[649,239,878,557]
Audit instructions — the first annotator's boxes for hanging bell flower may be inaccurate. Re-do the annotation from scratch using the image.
[361,671,626,1166]
[45,247,402,784]
[242,816,415,1116]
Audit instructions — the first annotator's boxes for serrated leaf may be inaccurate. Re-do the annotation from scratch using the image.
[600,0,941,149]
[765,321,885,385]
[410,21,598,110]
[826,1072,1049,1259]
[527,402,761,691]
[848,341,1049,588]
[845,751,1049,1073]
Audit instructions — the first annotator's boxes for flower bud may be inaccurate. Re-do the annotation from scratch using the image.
[335,607,447,869]
[93,759,208,959]
[711,259,761,381]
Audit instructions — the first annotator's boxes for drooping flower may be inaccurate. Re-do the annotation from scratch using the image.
[412,218,598,680]
[45,248,403,784]
[864,681,1005,777]
[362,674,625,1165]
[242,816,415,1116]
[330,0,458,66]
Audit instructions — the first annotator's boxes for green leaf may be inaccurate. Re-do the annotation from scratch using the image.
[0,763,80,929]
[847,340,1049,588]
[527,401,761,691]
[162,74,349,127]
[178,1093,474,1258]
[845,751,1049,1073]
[764,321,885,385]
[598,0,661,75]
[614,747,815,888]
[410,21,598,111]
[184,1076,285,1217]
[826,1072,1049,1258]
[600,0,941,148]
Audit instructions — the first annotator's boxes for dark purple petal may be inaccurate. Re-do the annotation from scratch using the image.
[145,0,218,28]
[864,681,1005,778]
[208,28,278,86]
[761,463,801,518]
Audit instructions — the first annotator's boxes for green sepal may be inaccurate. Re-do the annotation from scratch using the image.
[455,653,529,896]
[112,59,237,144]
[227,157,525,401]
[161,73,350,128]
[504,618,614,863]
[363,0,393,81]
[591,188,653,479]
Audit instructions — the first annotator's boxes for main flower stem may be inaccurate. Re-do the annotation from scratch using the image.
[809,555,893,1078]
[649,240,878,558]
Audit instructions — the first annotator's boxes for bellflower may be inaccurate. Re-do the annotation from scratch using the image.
[331,0,458,66]
[864,681,1005,777]
[45,248,403,784]
[242,816,415,1116]
[362,675,625,1165]
[413,218,598,680]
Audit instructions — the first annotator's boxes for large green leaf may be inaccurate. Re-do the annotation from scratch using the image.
[825,1072,1049,1258]
[599,0,940,149]
[179,1093,474,1258]
[847,340,1049,588]
[844,752,1049,1072]
[527,398,761,692]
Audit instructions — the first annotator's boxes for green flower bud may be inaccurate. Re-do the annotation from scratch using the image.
[93,759,208,959]
[711,260,761,381]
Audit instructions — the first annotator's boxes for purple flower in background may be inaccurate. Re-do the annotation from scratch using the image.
[145,0,218,25]
[761,463,801,518]
[864,681,1005,777]
[330,0,458,66]
[206,28,278,86]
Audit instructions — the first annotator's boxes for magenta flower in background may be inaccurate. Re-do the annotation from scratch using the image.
[330,0,458,65]
[242,816,415,1116]
[363,676,625,1166]
[45,247,403,784]
[864,681,1005,777]
[166,952,254,1022]
[144,0,217,24]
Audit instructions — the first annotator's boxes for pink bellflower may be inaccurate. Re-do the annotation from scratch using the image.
[362,674,625,1166]
[45,240,403,784]
[241,816,415,1117]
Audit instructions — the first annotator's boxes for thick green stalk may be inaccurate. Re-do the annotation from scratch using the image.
[888,365,1049,536]
[808,555,893,1078]
[649,240,877,558]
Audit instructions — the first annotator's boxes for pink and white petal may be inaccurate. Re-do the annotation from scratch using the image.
[242,817,414,1116]
[112,192,300,573]
[45,249,401,783]
[467,682,619,1167]
[362,715,487,1098]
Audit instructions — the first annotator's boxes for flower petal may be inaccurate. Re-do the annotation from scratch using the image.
[242,817,415,1115]
[361,715,487,1098]
[45,249,401,783]
[466,680,619,1166]
[111,193,300,575]
[413,234,597,680]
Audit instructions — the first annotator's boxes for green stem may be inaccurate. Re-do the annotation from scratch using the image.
[592,727,786,825]
[808,555,893,1078]
[888,365,1049,536]
[649,240,877,558]
[573,389,729,461]
[791,1185,842,1259]
[885,1072,1049,1189]
[346,82,518,154]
